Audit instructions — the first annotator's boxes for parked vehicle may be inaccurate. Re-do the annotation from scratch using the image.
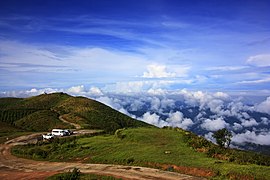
[42,133,54,140]
[63,129,73,136]
[51,129,66,136]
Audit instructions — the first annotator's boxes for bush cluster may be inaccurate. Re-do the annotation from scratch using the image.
[48,168,80,180]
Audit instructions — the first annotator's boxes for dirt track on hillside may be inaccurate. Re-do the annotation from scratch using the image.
[0,132,205,180]
[0,116,204,180]
[59,115,82,129]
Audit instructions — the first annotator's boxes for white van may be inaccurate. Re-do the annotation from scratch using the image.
[51,129,66,136]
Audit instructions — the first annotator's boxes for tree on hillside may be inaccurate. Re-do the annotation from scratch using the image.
[212,128,232,148]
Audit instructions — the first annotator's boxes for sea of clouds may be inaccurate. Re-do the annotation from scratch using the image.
[1,86,270,148]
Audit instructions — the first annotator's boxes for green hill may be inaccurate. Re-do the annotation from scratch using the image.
[14,110,70,132]
[12,127,270,179]
[2,92,270,179]
[0,92,150,134]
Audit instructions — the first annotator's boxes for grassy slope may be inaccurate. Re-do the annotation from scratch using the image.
[0,121,30,143]
[0,93,149,138]
[15,110,72,131]
[53,96,150,132]
[12,127,270,179]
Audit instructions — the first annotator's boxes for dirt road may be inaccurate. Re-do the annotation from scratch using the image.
[0,133,204,180]
[59,115,82,130]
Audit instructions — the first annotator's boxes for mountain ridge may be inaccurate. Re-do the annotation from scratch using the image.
[0,92,150,133]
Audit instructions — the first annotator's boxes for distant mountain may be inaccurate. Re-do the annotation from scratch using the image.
[0,93,150,133]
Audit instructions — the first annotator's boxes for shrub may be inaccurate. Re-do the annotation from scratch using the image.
[51,168,81,180]
[127,157,135,164]
[33,148,48,159]
[212,128,232,148]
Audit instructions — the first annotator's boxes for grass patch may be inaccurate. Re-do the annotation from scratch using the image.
[12,127,270,179]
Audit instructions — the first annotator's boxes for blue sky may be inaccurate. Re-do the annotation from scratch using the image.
[0,0,270,95]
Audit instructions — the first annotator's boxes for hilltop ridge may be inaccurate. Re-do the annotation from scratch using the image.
[0,92,150,133]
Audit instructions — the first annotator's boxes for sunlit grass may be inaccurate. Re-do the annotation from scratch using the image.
[12,127,270,179]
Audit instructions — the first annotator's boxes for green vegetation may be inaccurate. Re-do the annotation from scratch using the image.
[183,128,270,166]
[12,127,270,179]
[0,121,31,143]
[0,109,36,125]
[0,93,149,136]
[0,93,72,134]
[47,168,81,180]
[15,110,71,131]
[47,168,122,180]
[3,93,270,179]
[53,96,150,133]
[212,128,232,148]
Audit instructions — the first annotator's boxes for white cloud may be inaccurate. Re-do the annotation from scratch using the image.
[2,85,104,98]
[96,96,122,110]
[204,132,215,143]
[0,88,59,97]
[160,98,175,109]
[67,85,85,94]
[166,111,194,129]
[67,47,147,73]
[255,96,270,114]
[161,21,189,29]
[178,90,231,115]
[206,66,247,71]
[261,117,269,125]
[140,112,168,127]
[111,81,145,93]
[201,118,228,131]
[232,131,270,145]
[129,99,144,111]
[104,80,174,94]
[213,92,229,100]
[232,123,243,131]
[150,97,161,111]
[89,86,104,96]
[207,99,224,114]
[0,40,64,68]
[247,54,270,67]
[241,112,250,119]
[238,77,270,84]
[147,88,167,95]
[241,118,259,127]
[142,64,176,78]
[0,40,148,81]
[142,64,190,78]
